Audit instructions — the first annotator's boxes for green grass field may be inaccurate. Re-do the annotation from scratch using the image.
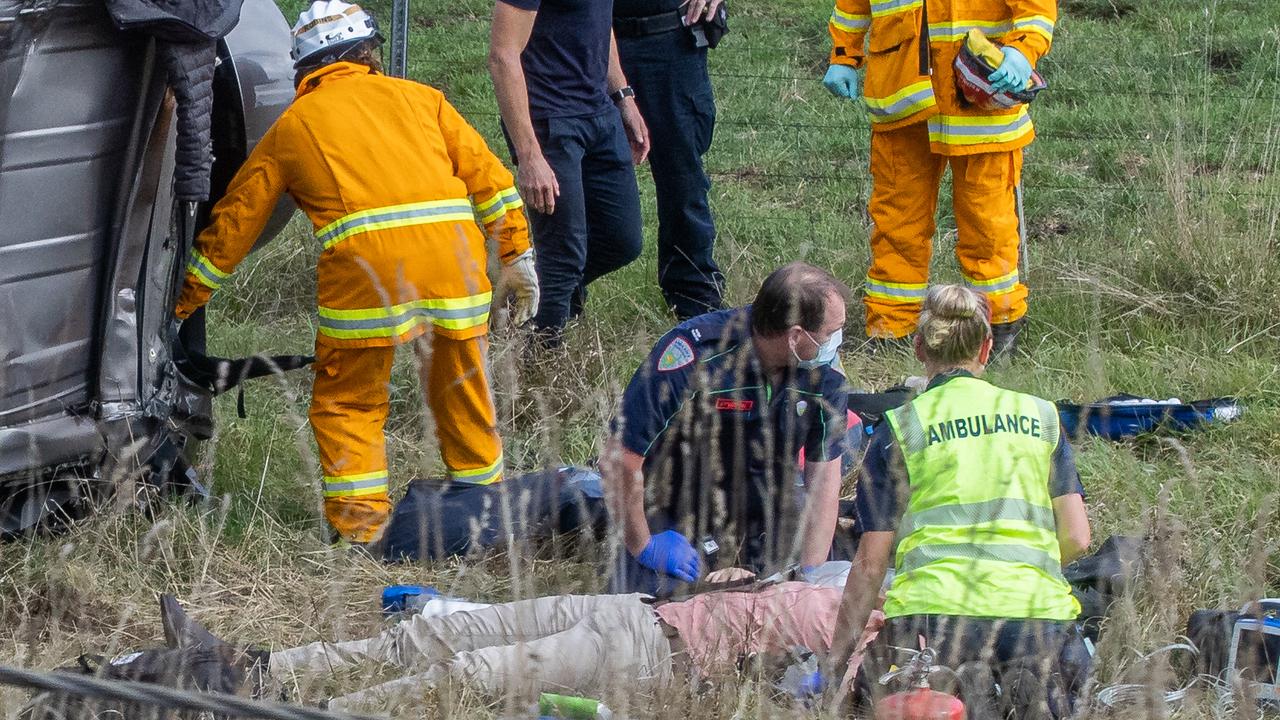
[3,0,1279,717]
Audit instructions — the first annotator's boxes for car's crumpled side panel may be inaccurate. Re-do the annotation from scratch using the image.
[0,0,296,529]
[0,2,145,429]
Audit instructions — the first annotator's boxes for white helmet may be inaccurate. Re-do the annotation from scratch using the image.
[291,1,381,69]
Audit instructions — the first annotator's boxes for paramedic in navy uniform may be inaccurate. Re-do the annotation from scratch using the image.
[603,263,851,594]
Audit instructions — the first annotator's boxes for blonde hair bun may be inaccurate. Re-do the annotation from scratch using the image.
[916,285,991,364]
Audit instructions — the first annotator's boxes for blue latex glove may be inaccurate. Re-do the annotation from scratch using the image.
[822,64,861,100]
[987,46,1032,93]
[798,565,818,583]
[636,530,700,583]
[795,669,827,699]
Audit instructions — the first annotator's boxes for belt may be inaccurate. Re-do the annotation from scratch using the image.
[613,10,683,38]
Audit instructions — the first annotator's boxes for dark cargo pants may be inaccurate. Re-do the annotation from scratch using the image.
[618,28,724,320]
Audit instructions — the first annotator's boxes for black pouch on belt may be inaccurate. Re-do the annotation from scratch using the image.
[695,1,729,49]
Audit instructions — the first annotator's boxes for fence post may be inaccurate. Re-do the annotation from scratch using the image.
[389,0,410,79]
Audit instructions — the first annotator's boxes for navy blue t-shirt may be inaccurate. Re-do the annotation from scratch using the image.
[855,371,1086,533]
[612,308,849,564]
[498,0,613,120]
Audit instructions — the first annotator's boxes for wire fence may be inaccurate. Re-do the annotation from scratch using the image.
[455,103,1279,204]
[458,107,1280,157]
[406,37,1280,209]
[0,664,380,720]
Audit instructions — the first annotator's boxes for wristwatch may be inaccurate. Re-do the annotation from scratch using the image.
[609,85,636,104]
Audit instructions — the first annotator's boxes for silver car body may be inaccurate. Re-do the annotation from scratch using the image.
[0,0,296,532]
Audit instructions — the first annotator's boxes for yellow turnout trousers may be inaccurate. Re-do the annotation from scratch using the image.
[310,334,503,543]
[865,122,1028,338]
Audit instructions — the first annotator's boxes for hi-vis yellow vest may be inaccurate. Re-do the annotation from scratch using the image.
[883,376,1080,621]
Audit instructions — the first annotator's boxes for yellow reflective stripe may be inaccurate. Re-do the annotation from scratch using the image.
[964,270,1020,296]
[831,7,870,31]
[316,313,491,339]
[449,455,504,485]
[500,188,524,211]
[865,278,928,302]
[870,0,921,17]
[316,199,476,250]
[927,19,1012,42]
[475,187,524,225]
[323,470,389,498]
[317,293,492,318]
[864,80,936,123]
[316,199,471,239]
[316,293,493,340]
[927,110,1032,146]
[1012,15,1054,40]
[186,249,231,290]
[474,193,504,215]
[323,212,475,249]
[477,205,506,225]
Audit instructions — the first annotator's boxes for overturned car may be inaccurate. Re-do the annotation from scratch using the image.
[0,0,302,534]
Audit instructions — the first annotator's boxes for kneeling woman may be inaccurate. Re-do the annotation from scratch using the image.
[831,285,1091,719]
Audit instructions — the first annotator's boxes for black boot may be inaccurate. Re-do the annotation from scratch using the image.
[991,318,1026,358]
[161,594,226,649]
[160,594,271,698]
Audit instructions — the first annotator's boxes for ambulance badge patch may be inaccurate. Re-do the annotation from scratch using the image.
[657,337,696,372]
[796,400,808,417]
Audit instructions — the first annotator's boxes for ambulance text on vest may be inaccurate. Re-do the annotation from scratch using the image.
[927,414,1041,446]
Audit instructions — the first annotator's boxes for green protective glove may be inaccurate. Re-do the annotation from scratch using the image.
[822,64,861,100]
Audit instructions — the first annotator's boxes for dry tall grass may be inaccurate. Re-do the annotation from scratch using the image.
[4,0,1280,718]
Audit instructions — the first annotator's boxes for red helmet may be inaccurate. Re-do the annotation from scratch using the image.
[953,29,1047,110]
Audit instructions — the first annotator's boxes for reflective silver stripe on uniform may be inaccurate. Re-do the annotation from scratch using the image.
[448,457,503,485]
[963,271,1020,294]
[322,474,389,497]
[898,542,1066,579]
[900,497,1057,536]
[316,200,475,249]
[930,113,1031,136]
[475,187,524,224]
[1012,16,1055,37]
[317,303,488,332]
[1033,397,1060,446]
[831,9,871,31]
[865,86,936,119]
[498,186,523,207]
[927,21,1012,41]
[891,402,928,455]
[864,278,930,300]
[187,249,230,290]
[870,0,921,16]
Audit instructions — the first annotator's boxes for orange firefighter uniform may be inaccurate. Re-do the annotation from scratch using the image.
[175,62,530,543]
[828,0,1055,337]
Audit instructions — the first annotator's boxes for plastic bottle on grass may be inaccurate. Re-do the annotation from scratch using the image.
[537,693,613,720]
[381,585,449,615]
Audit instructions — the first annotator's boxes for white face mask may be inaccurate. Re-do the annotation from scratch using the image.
[794,328,843,370]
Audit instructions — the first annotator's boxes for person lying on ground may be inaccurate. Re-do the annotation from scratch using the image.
[164,572,884,710]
